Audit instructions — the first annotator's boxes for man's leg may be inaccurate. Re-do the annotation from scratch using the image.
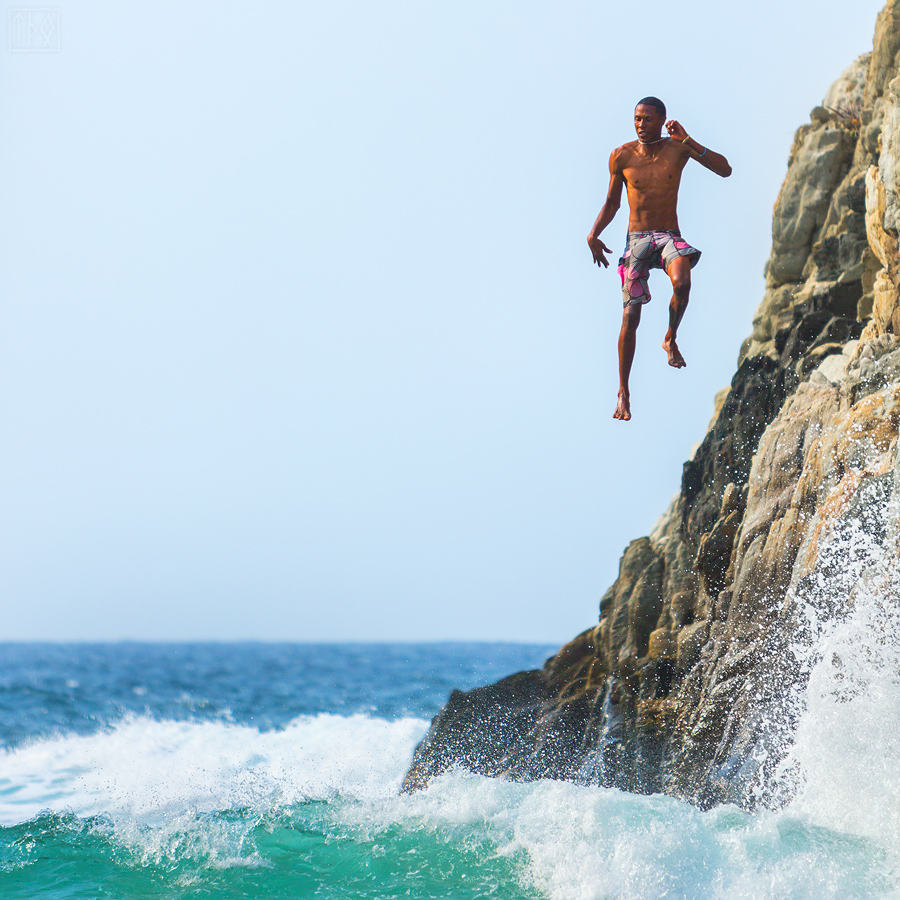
[614,302,642,420]
[663,255,692,368]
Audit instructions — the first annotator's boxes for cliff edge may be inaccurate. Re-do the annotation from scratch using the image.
[403,0,900,809]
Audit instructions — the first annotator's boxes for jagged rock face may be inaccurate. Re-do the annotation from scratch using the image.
[668,352,900,806]
[681,355,793,557]
[402,0,900,808]
[765,123,857,288]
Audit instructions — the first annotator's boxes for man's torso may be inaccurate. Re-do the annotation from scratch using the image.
[615,138,689,232]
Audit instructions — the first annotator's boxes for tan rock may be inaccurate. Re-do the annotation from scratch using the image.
[749,285,797,345]
[811,350,851,385]
[873,268,898,333]
[676,620,710,675]
[866,165,891,266]
[881,75,900,232]
[669,591,695,629]
[864,0,900,106]
[647,628,677,661]
[766,126,856,286]
[789,385,900,586]
[729,382,842,626]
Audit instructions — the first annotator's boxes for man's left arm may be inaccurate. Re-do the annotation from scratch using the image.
[666,120,732,178]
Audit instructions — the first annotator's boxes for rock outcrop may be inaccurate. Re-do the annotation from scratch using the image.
[403,0,900,809]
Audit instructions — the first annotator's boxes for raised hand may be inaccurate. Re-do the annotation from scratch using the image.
[665,119,689,143]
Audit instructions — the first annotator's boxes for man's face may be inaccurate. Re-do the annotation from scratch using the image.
[634,105,664,141]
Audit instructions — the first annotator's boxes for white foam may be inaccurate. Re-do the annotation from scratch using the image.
[347,772,897,900]
[740,478,900,855]
[781,569,900,842]
[2,710,896,895]
[0,713,428,826]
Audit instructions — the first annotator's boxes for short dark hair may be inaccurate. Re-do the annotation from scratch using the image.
[636,96,666,118]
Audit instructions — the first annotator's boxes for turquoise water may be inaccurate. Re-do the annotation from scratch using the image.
[1,642,898,899]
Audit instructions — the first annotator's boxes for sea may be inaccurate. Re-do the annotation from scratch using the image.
[1,630,899,900]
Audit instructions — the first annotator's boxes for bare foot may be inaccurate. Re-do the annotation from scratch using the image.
[663,337,686,368]
[613,388,631,421]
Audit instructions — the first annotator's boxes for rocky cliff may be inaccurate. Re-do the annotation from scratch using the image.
[402,0,900,809]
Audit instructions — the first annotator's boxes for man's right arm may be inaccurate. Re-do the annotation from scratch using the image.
[588,150,626,268]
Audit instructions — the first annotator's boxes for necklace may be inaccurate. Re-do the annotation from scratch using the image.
[638,137,667,145]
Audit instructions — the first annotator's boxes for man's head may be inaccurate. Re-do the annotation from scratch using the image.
[634,97,666,142]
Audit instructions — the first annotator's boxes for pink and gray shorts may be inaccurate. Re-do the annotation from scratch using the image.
[617,230,701,307]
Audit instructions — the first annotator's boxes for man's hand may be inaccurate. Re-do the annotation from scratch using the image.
[665,119,689,143]
[666,120,733,176]
[588,235,613,268]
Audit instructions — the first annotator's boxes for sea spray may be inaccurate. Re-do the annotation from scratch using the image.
[750,462,900,854]
[779,561,900,842]
[2,644,900,898]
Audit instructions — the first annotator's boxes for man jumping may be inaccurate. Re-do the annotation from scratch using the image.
[587,97,731,421]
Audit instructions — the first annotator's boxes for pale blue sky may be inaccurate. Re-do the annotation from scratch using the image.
[0,0,887,641]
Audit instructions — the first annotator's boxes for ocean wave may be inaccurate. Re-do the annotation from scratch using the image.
[348,773,897,900]
[2,711,898,898]
[0,712,429,826]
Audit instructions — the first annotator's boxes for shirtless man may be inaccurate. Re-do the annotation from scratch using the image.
[587,97,731,420]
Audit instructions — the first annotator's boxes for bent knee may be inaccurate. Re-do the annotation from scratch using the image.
[671,272,691,293]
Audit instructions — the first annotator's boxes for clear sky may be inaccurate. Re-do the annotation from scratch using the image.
[0,0,887,642]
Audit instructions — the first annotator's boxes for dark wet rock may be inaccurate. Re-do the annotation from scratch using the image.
[681,354,792,551]
[400,669,551,792]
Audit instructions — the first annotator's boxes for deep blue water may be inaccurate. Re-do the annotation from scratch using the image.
[0,641,555,747]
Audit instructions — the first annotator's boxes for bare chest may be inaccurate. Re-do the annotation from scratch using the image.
[623,155,684,195]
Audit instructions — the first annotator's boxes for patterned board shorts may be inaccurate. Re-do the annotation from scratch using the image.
[617,230,701,307]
